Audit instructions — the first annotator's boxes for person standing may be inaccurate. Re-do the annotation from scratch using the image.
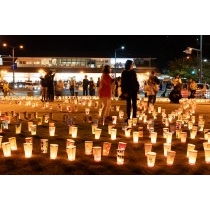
[83,75,89,96]
[2,81,14,97]
[121,60,140,122]
[69,78,76,96]
[96,77,101,96]
[89,77,95,96]
[144,78,157,107]
[188,79,197,98]
[40,74,48,102]
[169,73,182,103]
[98,65,115,122]
[149,70,159,104]
[47,70,56,102]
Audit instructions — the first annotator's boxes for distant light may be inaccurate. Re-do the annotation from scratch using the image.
[203,59,207,62]
[121,46,125,50]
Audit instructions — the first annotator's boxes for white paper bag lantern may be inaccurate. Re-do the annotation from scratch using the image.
[166,150,176,166]
[8,137,17,150]
[166,132,173,143]
[204,148,210,163]
[102,142,111,156]
[188,149,198,165]
[163,143,171,157]
[15,123,22,134]
[133,131,139,143]
[2,142,11,157]
[147,152,156,167]
[49,126,55,136]
[72,126,78,138]
[144,143,152,156]
[85,141,93,155]
[117,149,125,165]
[187,143,196,158]
[111,128,117,140]
[28,121,33,132]
[40,139,48,153]
[150,132,157,144]
[95,128,102,139]
[112,116,117,124]
[92,146,102,162]
[50,144,58,159]
[23,143,32,158]
[30,125,37,135]
[66,146,76,161]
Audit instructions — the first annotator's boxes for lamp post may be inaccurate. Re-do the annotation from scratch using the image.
[114,46,125,78]
[3,43,23,88]
[183,35,203,83]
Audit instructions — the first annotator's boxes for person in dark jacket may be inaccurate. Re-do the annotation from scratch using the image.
[121,60,140,122]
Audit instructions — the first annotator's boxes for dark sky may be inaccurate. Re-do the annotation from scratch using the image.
[0,35,209,68]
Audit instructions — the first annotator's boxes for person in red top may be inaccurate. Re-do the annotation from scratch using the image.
[98,65,115,121]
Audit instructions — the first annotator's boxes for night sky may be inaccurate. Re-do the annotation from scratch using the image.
[0,35,209,69]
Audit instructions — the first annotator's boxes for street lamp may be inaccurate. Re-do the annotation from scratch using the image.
[183,35,203,82]
[114,46,125,78]
[3,43,23,88]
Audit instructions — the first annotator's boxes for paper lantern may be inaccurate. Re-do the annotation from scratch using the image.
[85,141,93,155]
[118,142,127,150]
[28,121,33,132]
[147,152,156,167]
[117,149,125,165]
[50,144,58,159]
[111,128,117,140]
[190,129,197,139]
[49,126,55,136]
[166,132,173,143]
[175,129,181,139]
[85,107,90,115]
[180,132,187,143]
[25,137,33,148]
[2,142,11,157]
[44,114,49,123]
[72,126,78,138]
[91,124,97,134]
[188,149,198,165]
[133,131,139,143]
[8,137,17,150]
[144,143,152,156]
[23,143,32,158]
[102,142,111,156]
[158,107,162,113]
[119,110,124,119]
[138,127,143,137]
[204,148,210,163]
[37,117,43,125]
[187,143,196,158]
[15,123,22,134]
[163,143,171,157]
[166,150,176,166]
[125,126,131,137]
[40,139,48,153]
[95,128,102,139]
[108,124,114,135]
[92,146,102,162]
[0,135,3,148]
[66,146,76,161]
[116,106,120,112]
[163,128,169,138]
[203,142,210,150]
[112,116,117,124]
[30,125,37,135]
[132,118,138,126]
[150,132,157,144]
[66,139,75,148]
[188,121,193,130]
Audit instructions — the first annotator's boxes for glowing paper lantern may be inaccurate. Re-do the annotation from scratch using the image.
[49,126,55,136]
[138,127,143,137]
[2,142,11,157]
[23,143,32,158]
[144,143,152,156]
[187,143,196,158]
[30,125,37,135]
[188,149,198,165]
[163,143,171,157]
[66,139,75,148]
[94,128,102,139]
[72,126,78,138]
[15,123,22,134]
[0,135,2,148]
[102,142,111,156]
[8,137,17,150]
[40,139,48,153]
[91,124,97,134]
[166,150,176,166]
[92,146,102,162]
[203,142,210,150]
[166,132,173,143]
[50,144,58,159]
[85,141,93,155]
[118,142,127,150]
[28,121,33,132]
[150,132,157,144]
[133,131,139,143]
[147,152,156,167]
[112,116,117,124]
[111,128,117,140]
[66,146,76,161]
[180,132,187,143]
[117,149,125,165]
[125,126,131,137]
[204,148,210,163]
